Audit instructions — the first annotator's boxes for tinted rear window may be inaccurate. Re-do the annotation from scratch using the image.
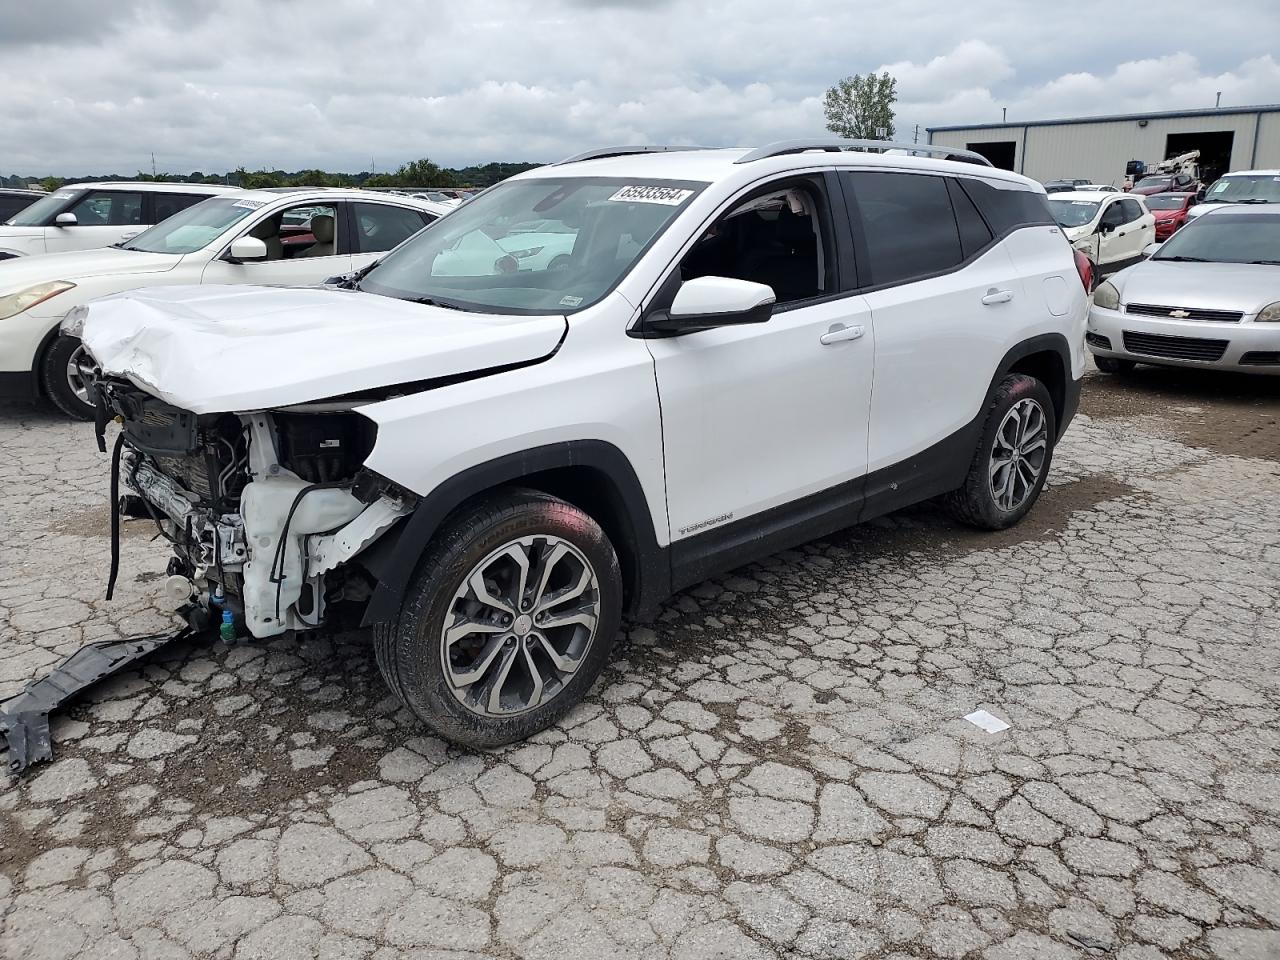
[844,171,963,286]
[958,178,1054,233]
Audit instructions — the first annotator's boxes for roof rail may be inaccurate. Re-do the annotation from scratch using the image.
[735,139,993,167]
[556,145,715,165]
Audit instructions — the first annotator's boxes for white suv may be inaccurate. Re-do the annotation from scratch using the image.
[0,181,235,259]
[78,141,1087,747]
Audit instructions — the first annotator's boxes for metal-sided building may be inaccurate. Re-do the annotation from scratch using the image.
[928,104,1280,187]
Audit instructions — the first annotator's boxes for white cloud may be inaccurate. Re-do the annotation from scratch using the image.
[1,0,1278,174]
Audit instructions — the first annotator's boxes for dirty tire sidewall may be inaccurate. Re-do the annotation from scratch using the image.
[377,491,622,750]
[40,334,95,421]
[944,373,1057,531]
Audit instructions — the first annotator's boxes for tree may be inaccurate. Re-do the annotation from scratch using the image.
[39,176,65,191]
[823,72,897,140]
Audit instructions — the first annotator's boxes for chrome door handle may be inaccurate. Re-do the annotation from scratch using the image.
[820,323,865,345]
[981,288,1013,305]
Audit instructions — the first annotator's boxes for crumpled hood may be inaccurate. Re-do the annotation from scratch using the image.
[81,284,567,414]
[0,247,180,292]
[1114,261,1280,313]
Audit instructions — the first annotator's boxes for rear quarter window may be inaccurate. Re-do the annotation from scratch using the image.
[958,178,1054,234]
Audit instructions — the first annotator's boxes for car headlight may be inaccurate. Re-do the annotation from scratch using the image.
[1092,280,1120,310]
[1256,301,1280,323]
[60,303,90,337]
[0,281,76,321]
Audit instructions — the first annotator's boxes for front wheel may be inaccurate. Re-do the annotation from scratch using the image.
[944,374,1057,530]
[40,334,98,421]
[374,490,622,749]
[1094,356,1136,374]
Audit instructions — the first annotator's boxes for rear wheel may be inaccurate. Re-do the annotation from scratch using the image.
[40,334,97,421]
[374,490,622,749]
[1094,356,1136,374]
[944,373,1056,531]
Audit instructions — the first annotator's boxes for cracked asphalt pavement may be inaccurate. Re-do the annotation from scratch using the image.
[2,364,1279,960]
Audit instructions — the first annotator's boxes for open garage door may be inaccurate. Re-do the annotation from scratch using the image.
[1166,131,1234,185]
[966,141,1016,171]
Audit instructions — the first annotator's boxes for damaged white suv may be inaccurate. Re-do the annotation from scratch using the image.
[78,142,1086,747]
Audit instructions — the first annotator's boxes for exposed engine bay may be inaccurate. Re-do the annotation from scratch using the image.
[98,380,415,638]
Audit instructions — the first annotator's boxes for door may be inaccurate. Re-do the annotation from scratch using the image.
[46,189,144,253]
[1095,199,1128,267]
[200,201,354,286]
[645,175,874,543]
[843,170,1022,480]
[1119,198,1154,257]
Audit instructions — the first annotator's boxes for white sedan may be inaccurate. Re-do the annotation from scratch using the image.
[0,188,451,418]
[1047,191,1156,275]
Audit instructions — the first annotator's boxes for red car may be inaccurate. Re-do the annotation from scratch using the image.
[1144,192,1197,240]
[1129,172,1199,197]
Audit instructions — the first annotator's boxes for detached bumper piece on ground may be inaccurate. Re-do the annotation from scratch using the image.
[0,629,194,774]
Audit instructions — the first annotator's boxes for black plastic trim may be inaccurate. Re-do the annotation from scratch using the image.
[361,440,669,626]
[0,371,38,402]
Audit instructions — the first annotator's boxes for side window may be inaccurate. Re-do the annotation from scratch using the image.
[957,178,1054,233]
[946,179,995,258]
[68,190,143,226]
[243,203,338,261]
[1121,199,1145,223]
[153,192,211,223]
[844,171,961,286]
[1100,201,1126,228]
[353,202,432,254]
[679,178,833,306]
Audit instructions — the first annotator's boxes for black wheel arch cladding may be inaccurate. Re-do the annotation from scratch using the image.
[361,440,669,627]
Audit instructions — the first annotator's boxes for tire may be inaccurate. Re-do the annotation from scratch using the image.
[374,489,622,749]
[40,334,97,421]
[1094,356,1136,374]
[944,373,1057,531]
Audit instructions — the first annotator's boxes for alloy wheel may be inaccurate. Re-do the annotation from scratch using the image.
[65,344,100,406]
[439,535,601,718]
[988,398,1048,511]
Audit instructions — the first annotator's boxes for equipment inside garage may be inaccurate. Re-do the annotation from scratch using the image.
[928,104,1280,188]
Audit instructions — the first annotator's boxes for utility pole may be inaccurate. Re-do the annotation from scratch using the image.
[1215,91,1222,108]
[1002,107,1007,123]
[151,152,156,178]
[913,123,919,144]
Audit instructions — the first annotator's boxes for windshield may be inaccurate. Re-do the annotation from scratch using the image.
[121,196,261,254]
[1048,198,1100,228]
[357,177,704,314]
[1153,214,1280,264]
[1204,174,1280,204]
[1136,177,1173,190]
[1144,194,1189,211]
[3,188,84,226]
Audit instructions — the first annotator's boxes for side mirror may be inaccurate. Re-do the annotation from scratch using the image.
[648,276,776,334]
[227,235,268,262]
[54,212,77,227]
[1141,242,1162,258]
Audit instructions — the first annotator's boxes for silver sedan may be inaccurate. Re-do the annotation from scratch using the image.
[1087,206,1280,374]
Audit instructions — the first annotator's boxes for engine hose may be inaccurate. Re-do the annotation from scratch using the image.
[268,481,351,623]
[105,433,125,600]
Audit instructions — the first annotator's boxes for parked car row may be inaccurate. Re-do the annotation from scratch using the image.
[0,183,452,416]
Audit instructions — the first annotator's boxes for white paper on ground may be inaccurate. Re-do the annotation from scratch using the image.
[964,710,1010,733]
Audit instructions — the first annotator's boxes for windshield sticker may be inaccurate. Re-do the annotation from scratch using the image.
[232,199,266,209]
[608,185,694,206]
[1071,200,1094,205]
[53,190,78,199]
[559,295,584,307]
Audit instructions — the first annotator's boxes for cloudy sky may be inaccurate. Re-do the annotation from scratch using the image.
[3,0,1279,176]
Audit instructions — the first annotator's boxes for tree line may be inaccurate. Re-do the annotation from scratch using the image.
[3,158,542,192]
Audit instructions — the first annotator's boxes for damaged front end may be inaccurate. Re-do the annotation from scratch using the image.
[97,379,415,638]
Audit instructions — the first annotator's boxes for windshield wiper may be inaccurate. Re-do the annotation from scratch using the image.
[407,297,464,310]
[1156,256,1210,262]
[1233,198,1271,204]
[1247,259,1280,265]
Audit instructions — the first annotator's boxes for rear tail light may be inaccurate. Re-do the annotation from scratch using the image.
[1073,249,1095,293]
